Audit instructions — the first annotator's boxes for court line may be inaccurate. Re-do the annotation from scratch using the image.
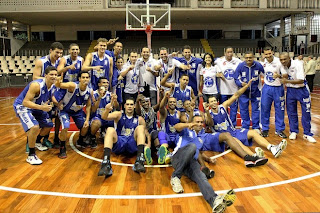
[0,171,319,199]
[0,97,13,102]
[69,132,171,168]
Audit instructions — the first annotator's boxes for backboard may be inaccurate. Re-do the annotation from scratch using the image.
[126,3,171,31]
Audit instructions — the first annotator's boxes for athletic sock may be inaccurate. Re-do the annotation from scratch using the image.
[29,148,35,155]
[43,134,49,140]
[137,144,145,157]
[267,144,272,150]
[36,135,44,144]
[103,148,111,162]
[60,141,66,148]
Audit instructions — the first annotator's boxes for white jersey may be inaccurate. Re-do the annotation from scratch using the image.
[280,59,305,88]
[158,57,181,91]
[215,57,242,95]
[260,56,286,86]
[121,61,142,94]
[136,57,158,91]
[200,64,219,94]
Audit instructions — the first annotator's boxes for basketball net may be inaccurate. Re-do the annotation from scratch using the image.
[145,24,152,50]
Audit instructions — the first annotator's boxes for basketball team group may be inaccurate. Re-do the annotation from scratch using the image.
[12,37,316,212]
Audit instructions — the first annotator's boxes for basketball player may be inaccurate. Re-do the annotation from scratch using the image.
[161,71,195,112]
[13,66,57,165]
[260,47,287,138]
[175,45,203,98]
[234,51,264,132]
[32,42,64,149]
[57,43,83,82]
[82,38,113,91]
[154,47,190,91]
[215,47,242,127]
[208,79,287,158]
[54,71,92,159]
[89,77,118,148]
[98,98,147,178]
[279,52,316,143]
[111,57,125,109]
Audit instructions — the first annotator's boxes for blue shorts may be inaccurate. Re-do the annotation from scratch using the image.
[59,110,86,130]
[91,116,114,128]
[230,129,252,146]
[14,104,53,132]
[201,132,225,152]
[112,135,137,155]
[166,133,178,147]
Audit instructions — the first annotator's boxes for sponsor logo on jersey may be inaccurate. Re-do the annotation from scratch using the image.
[131,73,138,84]
[265,71,275,83]
[255,70,259,76]
[223,69,234,80]
[204,77,214,87]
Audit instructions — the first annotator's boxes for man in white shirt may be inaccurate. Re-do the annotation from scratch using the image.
[154,47,190,91]
[279,52,316,143]
[136,47,158,105]
[214,47,242,127]
[120,51,143,104]
[260,47,287,138]
[305,55,317,92]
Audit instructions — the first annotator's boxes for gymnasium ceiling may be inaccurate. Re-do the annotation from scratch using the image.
[0,9,299,28]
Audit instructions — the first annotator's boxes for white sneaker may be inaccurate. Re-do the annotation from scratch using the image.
[212,189,236,213]
[26,154,43,165]
[35,143,49,151]
[170,176,184,193]
[254,147,265,158]
[303,135,316,143]
[289,132,297,140]
[270,139,287,158]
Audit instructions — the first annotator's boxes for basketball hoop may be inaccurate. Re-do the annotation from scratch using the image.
[145,24,152,34]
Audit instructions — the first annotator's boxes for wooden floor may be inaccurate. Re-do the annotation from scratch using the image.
[0,90,320,213]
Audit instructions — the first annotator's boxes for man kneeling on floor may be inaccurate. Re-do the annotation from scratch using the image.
[98,97,147,178]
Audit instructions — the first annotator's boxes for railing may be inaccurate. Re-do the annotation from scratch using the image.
[173,0,191,7]
[198,0,223,7]
[15,49,69,57]
[0,0,104,11]
[268,0,290,8]
[224,47,264,54]
[308,42,320,55]
[108,0,130,8]
[298,0,320,9]
[264,31,282,50]
[231,0,259,8]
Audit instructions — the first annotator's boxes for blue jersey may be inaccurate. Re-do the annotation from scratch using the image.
[210,105,235,132]
[90,52,111,90]
[14,79,53,114]
[175,56,203,96]
[185,109,201,121]
[39,55,60,77]
[173,83,192,111]
[173,128,205,159]
[116,113,139,137]
[111,67,124,104]
[56,82,91,113]
[92,90,112,118]
[63,55,83,82]
[164,109,180,135]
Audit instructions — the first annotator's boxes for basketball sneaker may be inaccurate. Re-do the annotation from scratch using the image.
[170,176,184,193]
[98,159,113,178]
[303,135,316,143]
[35,142,49,151]
[58,147,67,159]
[144,147,153,165]
[212,189,236,213]
[254,147,265,158]
[261,130,269,137]
[270,139,287,158]
[201,166,215,179]
[26,154,42,165]
[165,152,172,165]
[133,155,146,173]
[244,155,268,167]
[42,138,53,148]
[275,131,287,138]
[157,145,168,164]
[289,132,297,140]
